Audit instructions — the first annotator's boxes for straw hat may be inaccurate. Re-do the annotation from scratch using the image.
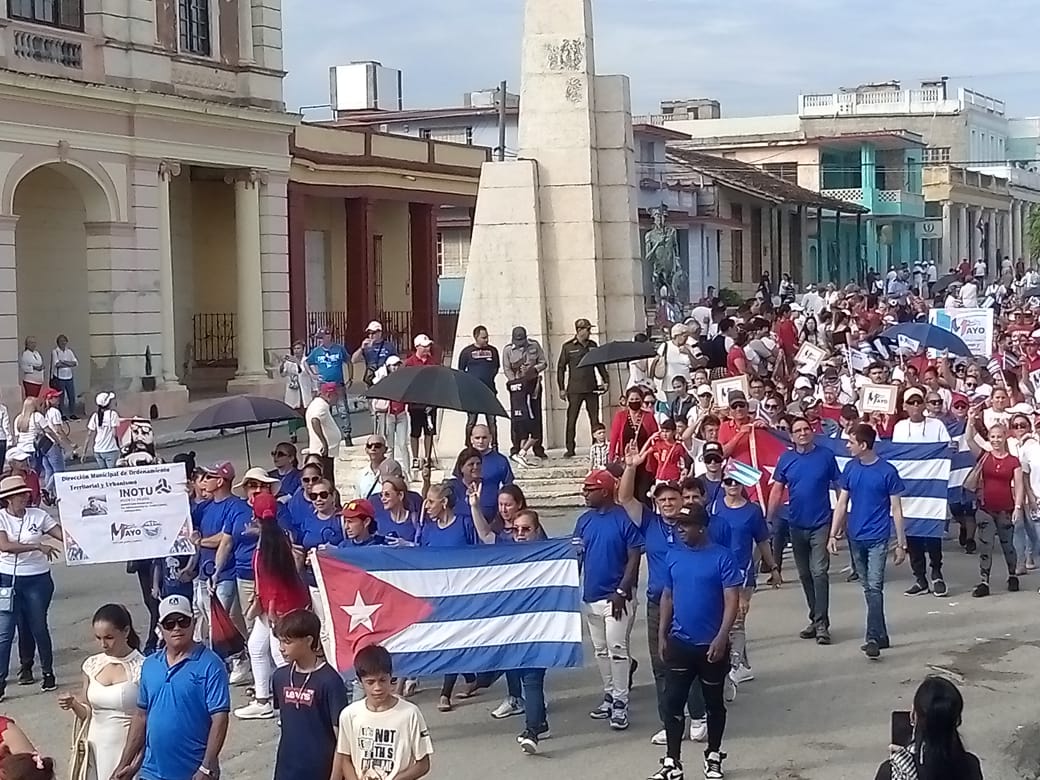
[233,467,281,496]
[0,475,32,500]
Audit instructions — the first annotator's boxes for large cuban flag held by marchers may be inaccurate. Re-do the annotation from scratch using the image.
[312,539,583,677]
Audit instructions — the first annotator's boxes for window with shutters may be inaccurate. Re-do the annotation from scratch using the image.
[8,0,83,30]
[178,0,211,56]
[730,203,744,283]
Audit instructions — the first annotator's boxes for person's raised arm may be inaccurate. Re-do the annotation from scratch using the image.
[617,441,648,524]
[467,482,496,544]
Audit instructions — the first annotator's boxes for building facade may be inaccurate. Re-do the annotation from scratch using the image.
[0,0,296,412]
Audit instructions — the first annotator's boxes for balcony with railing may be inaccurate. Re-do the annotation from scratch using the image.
[819,188,925,217]
[0,19,102,80]
[799,86,1003,118]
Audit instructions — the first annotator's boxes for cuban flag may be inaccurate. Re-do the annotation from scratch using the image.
[312,539,583,677]
[945,420,975,502]
[806,436,952,538]
[724,459,763,488]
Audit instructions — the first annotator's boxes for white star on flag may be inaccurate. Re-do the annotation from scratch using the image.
[341,592,382,632]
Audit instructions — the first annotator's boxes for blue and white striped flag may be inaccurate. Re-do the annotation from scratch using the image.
[944,420,975,500]
[806,436,952,538]
[724,459,763,488]
[314,540,583,677]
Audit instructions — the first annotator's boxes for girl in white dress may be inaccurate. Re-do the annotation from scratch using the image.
[58,604,145,780]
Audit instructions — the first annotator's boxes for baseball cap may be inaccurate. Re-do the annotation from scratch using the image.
[801,396,822,410]
[653,480,683,496]
[727,391,748,405]
[951,392,970,407]
[702,442,724,460]
[794,376,814,391]
[202,461,235,482]
[342,498,376,520]
[511,326,528,344]
[413,334,433,348]
[365,321,383,333]
[251,492,279,522]
[386,355,402,367]
[95,391,115,408]
[575,318,593,331]
[583,469,617,493]
[319,381,338,394]
[903,387,925,401]
[315,327,331,336]
[696,384,712,397]
[40,387,61,399]
[158,595,192,622]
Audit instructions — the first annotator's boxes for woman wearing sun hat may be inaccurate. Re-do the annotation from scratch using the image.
[0,474,64,698]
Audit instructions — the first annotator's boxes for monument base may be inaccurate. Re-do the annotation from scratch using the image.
[226,376,283,399]
[109,385,190,420]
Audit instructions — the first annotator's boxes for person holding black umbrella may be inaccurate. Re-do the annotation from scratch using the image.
[558,318,609,458]
[405,335,439,472]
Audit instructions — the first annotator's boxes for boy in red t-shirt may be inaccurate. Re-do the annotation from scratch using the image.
[644,419,692,483]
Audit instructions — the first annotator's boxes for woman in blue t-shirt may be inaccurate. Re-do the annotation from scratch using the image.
[292,476,342,659]
[269,441,302,499]
[339,499,387,547]
[447,447,483,525]
[419,477,478,712]
[285,463,325,533]
[374,476,420,544]
[709,476,780,701]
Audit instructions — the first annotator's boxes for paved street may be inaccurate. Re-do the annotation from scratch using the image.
[3,430,1036,778]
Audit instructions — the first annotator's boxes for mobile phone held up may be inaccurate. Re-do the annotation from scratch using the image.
[891,710,913,748]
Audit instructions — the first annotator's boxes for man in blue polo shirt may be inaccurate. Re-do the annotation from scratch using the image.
[828,423,907,661]
[573,468,643,732]
[113,595,230,780]
[650,506,742,780]
[307,328,354,444]
[769,417,840,645]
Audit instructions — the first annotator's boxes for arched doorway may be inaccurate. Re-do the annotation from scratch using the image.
[12,163,108,392]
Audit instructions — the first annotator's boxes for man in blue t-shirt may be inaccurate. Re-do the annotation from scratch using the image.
[828,423,907,660]
[651,507,742,780]
[307,328,354,443]
[770,417,841,645]
[111,595,230,780]
[572,468,643,732]
[352,320,397,384]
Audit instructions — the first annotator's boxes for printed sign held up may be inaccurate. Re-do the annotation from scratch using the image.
[860,383,898,415]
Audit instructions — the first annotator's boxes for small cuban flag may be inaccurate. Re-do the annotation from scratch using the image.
[896,334,921,354]
[724,459,763,488]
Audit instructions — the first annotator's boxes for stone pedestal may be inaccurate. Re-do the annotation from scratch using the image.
[225,376,283,400]
[110,385,189,420]
[440,0,643,455]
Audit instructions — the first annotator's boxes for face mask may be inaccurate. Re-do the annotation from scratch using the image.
[628,400,643,410]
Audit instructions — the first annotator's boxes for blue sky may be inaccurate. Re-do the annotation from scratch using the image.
[282,0,1040,118]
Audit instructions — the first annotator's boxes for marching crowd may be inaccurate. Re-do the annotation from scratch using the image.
[0,257,1028,779]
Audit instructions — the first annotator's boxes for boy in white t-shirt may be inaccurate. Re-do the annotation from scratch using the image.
[332,645,433,780]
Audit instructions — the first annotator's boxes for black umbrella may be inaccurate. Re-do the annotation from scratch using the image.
[365,365,507,417]
[933,273,961,296]
[187,396,303,465]
[578,340,658,368]
[1020,286,1040,299]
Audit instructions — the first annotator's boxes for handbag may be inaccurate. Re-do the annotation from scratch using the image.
[962,453,989,496]
[0,517,24,614]
[68,715,91,780]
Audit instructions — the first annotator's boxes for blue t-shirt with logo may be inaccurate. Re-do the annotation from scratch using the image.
[773,445,841,530]
[307,344,350,384]
[157,555,193,600]
[573,504,644,603]
[664,543,744,645]
[361,340,397,371]
[222,509,259,582]
[839,457,906,543]
[192,496,249,583]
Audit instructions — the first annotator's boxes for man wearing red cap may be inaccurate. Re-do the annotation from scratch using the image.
[572,468,643,732]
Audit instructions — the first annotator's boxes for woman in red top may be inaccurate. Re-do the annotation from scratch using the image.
[237,492,310,720]
[608,386,658,501]
[726,330,749,377]
[967,420,1024,598]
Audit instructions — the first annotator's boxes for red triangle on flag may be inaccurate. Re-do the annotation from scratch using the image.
[314,554,433,671]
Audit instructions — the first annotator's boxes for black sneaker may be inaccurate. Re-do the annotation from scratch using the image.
[703,750,726,779]
[846,571,860,583]
[815,627,832,645]
[589,694,613,719]
[648,756,684,780]
[629,658,639,689]
[965,540,977,554]
[517,729,540,755]
[904,581,930,596]
[563,451,575,458]
[932,579,948,597]
[862,640,881,660]
[972,582,990,598]
[798,623,816,639]
[16,666,34,686]
[1008,576,1020,592]
[40,674,56,692]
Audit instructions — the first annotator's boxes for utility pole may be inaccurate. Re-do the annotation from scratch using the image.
[497,80,507,162]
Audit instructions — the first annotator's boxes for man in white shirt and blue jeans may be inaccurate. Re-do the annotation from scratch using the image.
[50,334,78,420]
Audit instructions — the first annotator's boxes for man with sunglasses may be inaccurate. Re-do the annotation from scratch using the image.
[618,444,731,750]
[697,442,725,506]
[770,418,840,644]
[113,595,230,780]
[718,392,771,505]
[353,435,403,502]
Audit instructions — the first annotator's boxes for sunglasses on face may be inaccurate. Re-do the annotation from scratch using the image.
[308,491,331,500]
[763,404,779,411]
[642,399,654,406]
[302,475,321,483]
[731,402,748,410]
[722,478,739,487]
[953,403,968,410]
[927,399,942,405]
[365,442,385,450]
[161,615,191,630]
[905,399,923,406]
[704,456,723,464]
[965,383,978,389]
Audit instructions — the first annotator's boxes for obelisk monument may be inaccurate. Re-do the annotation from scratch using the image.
[442,0,644,452]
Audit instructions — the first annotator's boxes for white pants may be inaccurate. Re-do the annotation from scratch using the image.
[583,598,638,704]
[248,614,287,700]
[309,586,333,662]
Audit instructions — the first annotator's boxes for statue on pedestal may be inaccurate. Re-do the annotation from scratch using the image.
[644,205,683,298]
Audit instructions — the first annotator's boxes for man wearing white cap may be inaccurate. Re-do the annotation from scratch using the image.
[352,321,397,386]
[404,334,438,469]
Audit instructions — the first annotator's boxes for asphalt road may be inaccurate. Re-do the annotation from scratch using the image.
[7,430,1040,779]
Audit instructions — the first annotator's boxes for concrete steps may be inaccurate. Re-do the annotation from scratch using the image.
[333,447,588,507]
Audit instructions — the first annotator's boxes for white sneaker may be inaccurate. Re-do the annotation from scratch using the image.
[689,718,707,742]
[229,661,252,686]
[511,453,530,468]
[651,728,667,745]
[732,664,754,684]
[490,696,525,719]
[723,674,738,703]
[234,700,275,720]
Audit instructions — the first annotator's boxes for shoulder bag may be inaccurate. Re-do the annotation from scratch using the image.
[0,515,24,613]
[961,452,990,497]
[650,343,668,380]
[68,714,91,780]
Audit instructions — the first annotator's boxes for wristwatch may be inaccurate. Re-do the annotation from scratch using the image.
[198,766,219,778]
[615,588,630,599]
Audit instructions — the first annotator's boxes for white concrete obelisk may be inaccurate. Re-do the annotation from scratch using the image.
[441,0,644,453]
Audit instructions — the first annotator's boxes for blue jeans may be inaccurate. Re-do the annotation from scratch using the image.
[0,572,54,690]
[54,377,75,418]
[332,384,352,437]
[1014,513,1040,565]
[506,668,547,732]
[849,539,889,644]
[771,507,790,571]
[39,444,64,495]
[94,450,119,469]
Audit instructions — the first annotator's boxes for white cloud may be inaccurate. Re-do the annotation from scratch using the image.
[283,0,1040,118]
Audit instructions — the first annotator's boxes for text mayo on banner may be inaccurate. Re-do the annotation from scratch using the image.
[928,307,994,357]
[55,464,194,566]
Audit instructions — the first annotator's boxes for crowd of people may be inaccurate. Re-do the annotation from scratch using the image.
[0,256,1028,779]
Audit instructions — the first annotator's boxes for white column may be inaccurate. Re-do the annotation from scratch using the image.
[941,201,952,267]
[1015,201,1026,262]
[157,161,181,386]
[231,170,266,379]
[1004,208,1013,262]
[0,215,20,405]
[985,209,997,271]
[958,204,970,263]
